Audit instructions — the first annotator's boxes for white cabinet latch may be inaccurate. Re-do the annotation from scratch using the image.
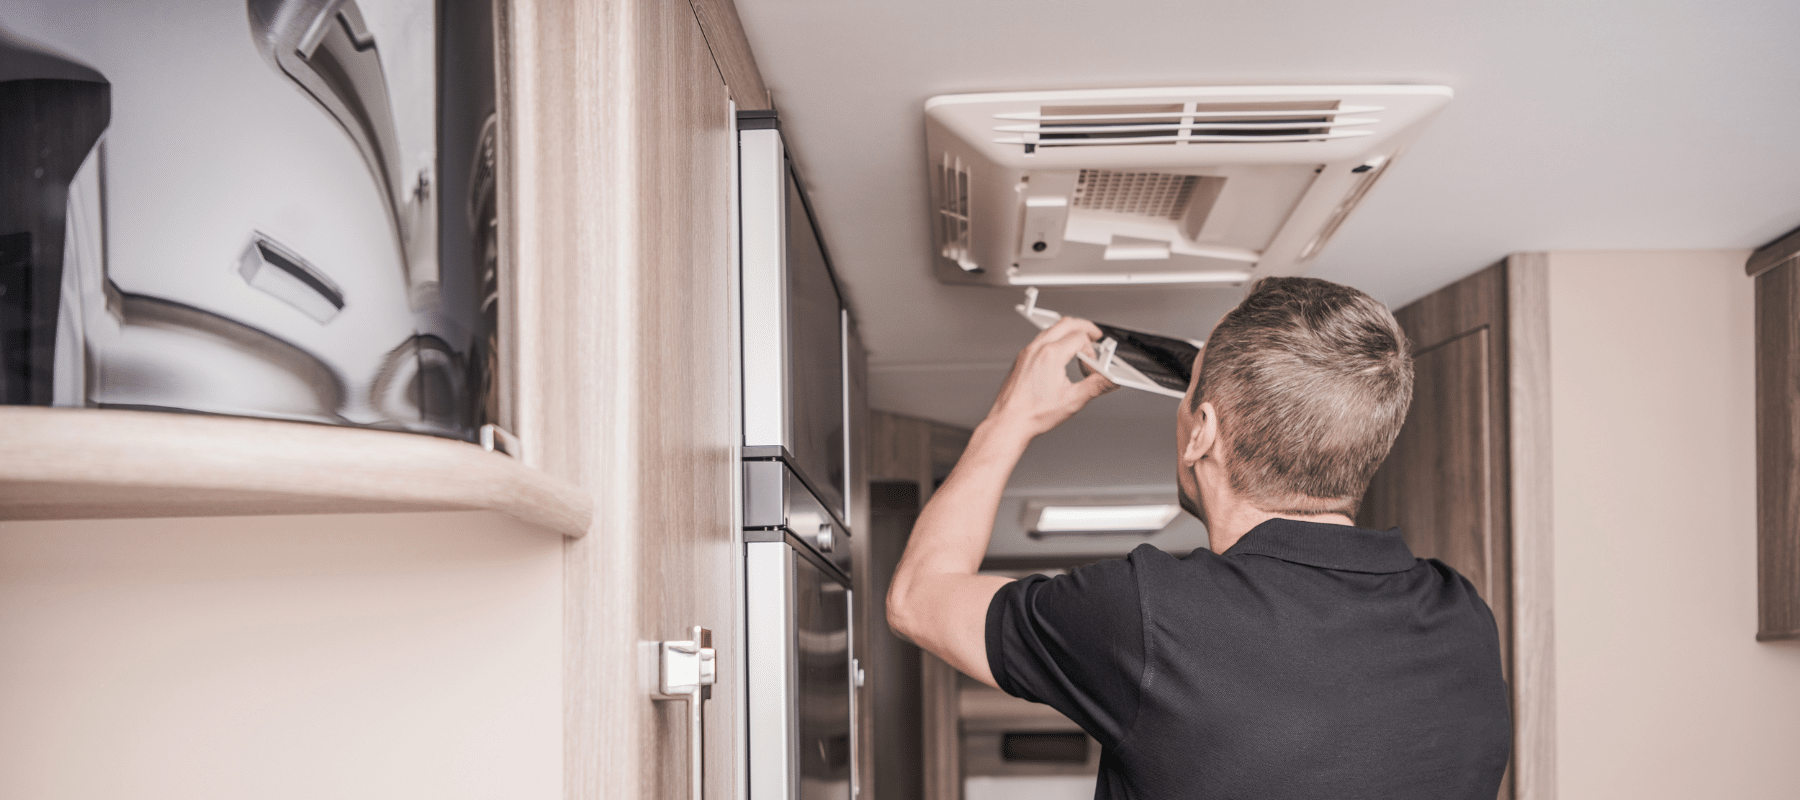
[659,626,717,699]
[655,626,715,800]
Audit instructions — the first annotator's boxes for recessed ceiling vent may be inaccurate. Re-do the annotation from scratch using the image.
[924,85,1452,288]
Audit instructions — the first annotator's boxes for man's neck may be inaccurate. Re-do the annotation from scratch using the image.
[1205,502,1355,554]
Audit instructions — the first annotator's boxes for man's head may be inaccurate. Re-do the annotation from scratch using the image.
[1176,277,1412,523]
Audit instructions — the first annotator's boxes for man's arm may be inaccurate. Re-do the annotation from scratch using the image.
[886,317,1114,689]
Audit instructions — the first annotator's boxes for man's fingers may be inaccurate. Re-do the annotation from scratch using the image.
[1046,315,1104,341]
[1039,319,1105,364]
[1074,369,1117,400]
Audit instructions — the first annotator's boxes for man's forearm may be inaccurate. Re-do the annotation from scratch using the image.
[885,417,1031,684]
[883,315,1113,686]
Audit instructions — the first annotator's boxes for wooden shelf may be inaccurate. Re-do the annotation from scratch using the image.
[0,407,592,537]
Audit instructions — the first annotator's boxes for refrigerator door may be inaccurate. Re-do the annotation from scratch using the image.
[740,126,847,518]
[747,540,852,800]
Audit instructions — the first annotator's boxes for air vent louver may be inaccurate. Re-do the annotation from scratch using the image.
[935,156,975,271]
[997,101,1376,151]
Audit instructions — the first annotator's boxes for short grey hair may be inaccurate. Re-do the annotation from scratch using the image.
[1193,277,1413,516]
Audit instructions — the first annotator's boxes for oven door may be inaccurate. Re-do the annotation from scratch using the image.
[746,538,852,800]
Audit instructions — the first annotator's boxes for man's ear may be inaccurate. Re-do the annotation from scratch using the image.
[1182,401,1218,465]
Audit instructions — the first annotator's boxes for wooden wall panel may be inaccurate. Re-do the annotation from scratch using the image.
[1506,254,1556,800]
[1359,256,1555,800]
[867,410,972,800]
[686,0,771,110]
[865,481,926,800]
[502,0,740,798]
[1755,257,1800,641]
[869,411,933,489]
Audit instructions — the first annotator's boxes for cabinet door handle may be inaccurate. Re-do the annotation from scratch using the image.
[656,626,715,800]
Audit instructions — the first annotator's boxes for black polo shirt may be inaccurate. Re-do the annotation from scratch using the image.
[985,518,1511,799]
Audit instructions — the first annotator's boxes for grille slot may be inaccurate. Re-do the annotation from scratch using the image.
[935,156,975,271]
[995,100,1376,150]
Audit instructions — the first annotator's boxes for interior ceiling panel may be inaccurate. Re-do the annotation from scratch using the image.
[736,0,1800,497]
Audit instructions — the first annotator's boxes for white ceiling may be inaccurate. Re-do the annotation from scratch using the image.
[736,0,1800,517]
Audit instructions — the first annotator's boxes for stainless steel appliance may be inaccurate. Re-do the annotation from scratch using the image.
[1,0,501,442]
[740,115,859,800]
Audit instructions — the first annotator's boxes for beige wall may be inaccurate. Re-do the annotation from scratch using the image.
[0,511,563,800]
[1548,251,1800,798]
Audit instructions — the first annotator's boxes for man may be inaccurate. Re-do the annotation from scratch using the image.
[886,277,1511,799]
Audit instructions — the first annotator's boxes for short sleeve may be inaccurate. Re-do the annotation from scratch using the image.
[984,553,1147,747]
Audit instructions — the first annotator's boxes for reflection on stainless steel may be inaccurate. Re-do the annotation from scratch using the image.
[468,112,502,431]
[245,0,435,288]
[749,538,855,800]
[3,3,501,442]
[238,234,346,324]
[0,26,110,406]
[795,558,853,800]
[784,172,847,516]
[370,333,467,436]
[93,292,347,422]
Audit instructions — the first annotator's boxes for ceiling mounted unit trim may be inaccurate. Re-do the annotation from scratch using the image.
[923,85,1452,288]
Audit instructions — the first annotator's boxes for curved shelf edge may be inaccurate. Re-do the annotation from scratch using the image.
[0,407,593,538]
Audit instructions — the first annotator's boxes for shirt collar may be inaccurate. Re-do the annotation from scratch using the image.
[1221,517,1418,574]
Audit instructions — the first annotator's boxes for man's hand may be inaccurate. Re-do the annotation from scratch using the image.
[887,315,1115,689]
[986,317,1118,438]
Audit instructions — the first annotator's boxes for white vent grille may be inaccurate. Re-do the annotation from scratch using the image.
[935,156,975,271]
[993,101,1380,151]
[1073,170,1199,219]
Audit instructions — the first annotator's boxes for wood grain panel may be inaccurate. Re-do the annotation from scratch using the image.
[865,409,973,800]
[866,481,926,800]
[1357,259,1543,800]
[920,650,963,800]
[1505,253,1556,800]
[0,407,591,536]
[686,0,771,110]
[503,0,738,798]
[1746,224,1800,278]
[1755,257,1800,640]
[869,411,933,487]
[1365,328,1496,598]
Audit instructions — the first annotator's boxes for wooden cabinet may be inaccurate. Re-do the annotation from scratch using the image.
[1749,226,1800,641]
[1359,255,1554,800]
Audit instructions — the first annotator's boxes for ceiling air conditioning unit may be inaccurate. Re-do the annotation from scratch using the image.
[925,85,1452,288]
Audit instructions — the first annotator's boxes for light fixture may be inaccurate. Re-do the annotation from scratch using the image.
[1027,503,1181,535]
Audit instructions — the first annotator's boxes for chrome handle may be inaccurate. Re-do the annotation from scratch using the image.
[656,626,715,800]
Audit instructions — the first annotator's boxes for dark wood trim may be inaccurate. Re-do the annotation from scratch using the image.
[1746,224,1800,278]
[687,0,773,111]
[1755,259,1800,641]
[1363,256,1555,799]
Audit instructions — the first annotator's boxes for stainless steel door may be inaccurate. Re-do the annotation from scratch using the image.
[746,539,852,800]
[794,552,850,800]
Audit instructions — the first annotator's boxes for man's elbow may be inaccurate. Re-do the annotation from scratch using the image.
[886,580,922,644]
